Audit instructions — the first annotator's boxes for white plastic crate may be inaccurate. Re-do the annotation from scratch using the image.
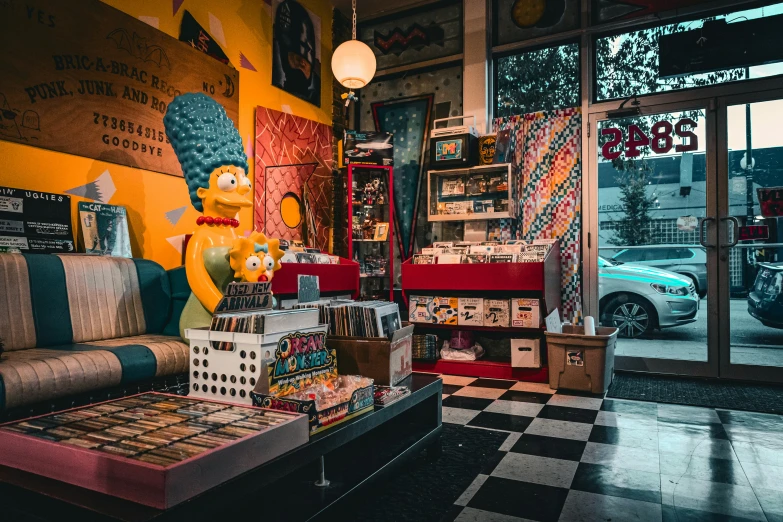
[186,325,328,405]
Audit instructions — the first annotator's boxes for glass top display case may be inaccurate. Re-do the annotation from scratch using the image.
[427,164,515,221]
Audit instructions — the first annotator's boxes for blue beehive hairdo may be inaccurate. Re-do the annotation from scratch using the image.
[163,93,248,212]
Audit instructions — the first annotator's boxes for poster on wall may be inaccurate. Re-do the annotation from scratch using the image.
[272,0,321,107]
[0,0,239,177]
[359,1,463,71]
[592,0,718,25]
[178,10,230,65]
[78,202,132,257]
[493,0,580,46]
[255,107,334,252]
[372,95,434,260]
[0,186,74,253]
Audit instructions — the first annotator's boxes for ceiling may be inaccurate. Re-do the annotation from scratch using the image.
[332,0,430,20]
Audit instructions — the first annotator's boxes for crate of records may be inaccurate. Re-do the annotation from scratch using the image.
[278,239,340,265]
[0,393,307,508]
[412,238,556,265]
[295,299,413,386]
[186,281,374,434]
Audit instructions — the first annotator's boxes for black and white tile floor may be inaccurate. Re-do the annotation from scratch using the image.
[430,374,783,522]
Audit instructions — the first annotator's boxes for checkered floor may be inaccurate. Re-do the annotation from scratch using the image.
[428,374,783,522]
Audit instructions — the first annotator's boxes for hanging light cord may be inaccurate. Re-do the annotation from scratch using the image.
[352,0,357,40]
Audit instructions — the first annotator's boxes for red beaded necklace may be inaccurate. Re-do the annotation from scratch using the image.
[196,216,240,227]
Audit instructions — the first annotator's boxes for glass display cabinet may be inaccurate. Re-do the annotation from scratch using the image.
[347,165,394,301]
[427,164,515,221]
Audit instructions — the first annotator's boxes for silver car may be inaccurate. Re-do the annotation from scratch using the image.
[599,256,700,338]
[611,247,707,298]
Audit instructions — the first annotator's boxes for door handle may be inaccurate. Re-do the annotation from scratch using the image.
[720,216,740,248]
[699,217,715,248]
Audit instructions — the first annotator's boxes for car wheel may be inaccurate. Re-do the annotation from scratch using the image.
[603,294,656,338]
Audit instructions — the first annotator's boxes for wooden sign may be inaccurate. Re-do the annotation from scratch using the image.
[0,0,239,177]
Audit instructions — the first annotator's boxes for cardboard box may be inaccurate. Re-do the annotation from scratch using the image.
[458,298,484,326]
[253,383,374,434]
[409,295,435,323]
[330,324,414,386]
[248,325,374,433]
[433,296,459,324]
[484,299,510,327]
[512,298,541,328]
[511,338,541,368]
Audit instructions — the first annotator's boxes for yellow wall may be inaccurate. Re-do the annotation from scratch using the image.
[0,0,334,269]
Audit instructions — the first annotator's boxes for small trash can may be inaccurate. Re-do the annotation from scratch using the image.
[545,325,618,394]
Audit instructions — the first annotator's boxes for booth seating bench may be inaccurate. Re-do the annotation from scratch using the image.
[0,254,190,418]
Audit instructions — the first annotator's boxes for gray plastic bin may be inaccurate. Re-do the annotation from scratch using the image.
[545,325,618,394]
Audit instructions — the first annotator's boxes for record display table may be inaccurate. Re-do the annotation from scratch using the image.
[0,373,443,522]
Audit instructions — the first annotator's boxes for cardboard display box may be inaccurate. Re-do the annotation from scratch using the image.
[409,295,435,323]
[329,325,414,386]
[511,338,541,368]
[344,130,394,166]
[252,383,374,435]
[433,297,459,324]
[248,327,375,434]
[512,298,541,328]
[458,298,484,326]
[484,299,510,327]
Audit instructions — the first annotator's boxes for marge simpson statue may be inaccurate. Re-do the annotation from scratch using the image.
[163,93,282,338]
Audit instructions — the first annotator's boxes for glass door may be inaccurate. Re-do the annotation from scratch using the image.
[589,101,719,377]
[718,90,783,383]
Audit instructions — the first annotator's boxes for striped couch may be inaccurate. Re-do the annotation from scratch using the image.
[0,254,189,412]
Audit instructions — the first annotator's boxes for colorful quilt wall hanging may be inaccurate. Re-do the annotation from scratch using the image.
[494,107,582,323]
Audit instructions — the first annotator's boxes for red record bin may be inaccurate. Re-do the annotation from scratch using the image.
[272,257,360,299]
[401,241,562,382]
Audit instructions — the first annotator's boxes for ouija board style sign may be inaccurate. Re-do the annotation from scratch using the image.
[0,0,239,177]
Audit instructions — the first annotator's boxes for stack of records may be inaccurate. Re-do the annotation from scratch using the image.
[209,309,319,350]
[374,386,411,407]
[295,300,401,338]
[412,334,439,360]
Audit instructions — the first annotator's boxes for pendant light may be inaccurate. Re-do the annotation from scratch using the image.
[331,0,376,90]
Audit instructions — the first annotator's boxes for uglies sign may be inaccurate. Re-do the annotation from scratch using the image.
[0,0,239,177]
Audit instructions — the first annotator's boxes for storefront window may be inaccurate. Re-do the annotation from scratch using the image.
[595,2,783,102]
[495,42,580,117]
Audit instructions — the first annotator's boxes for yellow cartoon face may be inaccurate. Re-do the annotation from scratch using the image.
[229,231,284,282]
[196,165,252,219]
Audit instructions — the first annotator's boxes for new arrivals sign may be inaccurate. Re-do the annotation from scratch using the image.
[0,0,239,177]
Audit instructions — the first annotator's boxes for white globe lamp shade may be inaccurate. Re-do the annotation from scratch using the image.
[332,39,376,89]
